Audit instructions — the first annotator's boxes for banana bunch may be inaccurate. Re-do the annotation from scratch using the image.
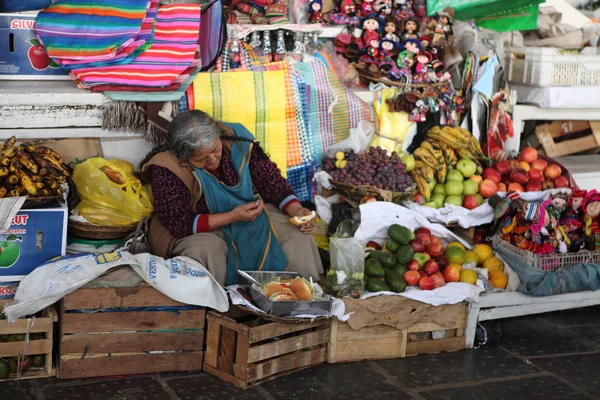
[0,136,69,198]
[411,126,488,200]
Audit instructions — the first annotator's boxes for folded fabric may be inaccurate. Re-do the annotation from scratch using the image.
[35,0,150,61]
[71,4,201,88]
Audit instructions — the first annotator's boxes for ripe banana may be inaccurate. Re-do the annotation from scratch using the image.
[19,154,38,174]
[34,182,44,190]
[20,142,35,153]
[425,131,469,150]
[436,161,447,184]
[414,148,442,171]
[6,175,18,185]
[16,169,37,195]
[411,169,431,202]
[421,141,445,166]
[0,187,6,198]
[439,143,458,170]
[8,189,20,197]
[421,166,434,181]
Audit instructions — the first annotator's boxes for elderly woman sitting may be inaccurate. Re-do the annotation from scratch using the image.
[141,110,323,285]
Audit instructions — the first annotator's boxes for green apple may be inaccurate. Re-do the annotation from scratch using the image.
[456,158,477,178]
[462,179,479,196]
[432,193,446,208]
[0,241,21,268]
[446,195,463,207]
[422,201,438,209]
[413,252,431,266]
[476,194,484,205]
[433,184,446,195]
[427,179,437,191]
[445,181,464,196]
[400,154,416,172]
[446,170,464,182]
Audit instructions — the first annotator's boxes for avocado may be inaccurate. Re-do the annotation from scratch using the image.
[396,244,415,264]
[367,277,391,292]
[369,250,396,269]
[365,259,385,278]
[384,270,407,293]
[386,240,400,253]
[31,355,45,368]
[388,224,415,245]
[393,264,408,276]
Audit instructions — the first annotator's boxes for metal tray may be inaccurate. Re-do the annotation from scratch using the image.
[249,284,333,317]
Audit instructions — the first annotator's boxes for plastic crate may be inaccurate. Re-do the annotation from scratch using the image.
[506,46,600,87]
[492,235,600,271]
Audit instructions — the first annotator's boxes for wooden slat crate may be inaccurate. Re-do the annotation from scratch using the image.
[328,303,467,363]
[534,121,600,157]
[58,287,205,379]
[203,309,330,388]
[0,300,56,381]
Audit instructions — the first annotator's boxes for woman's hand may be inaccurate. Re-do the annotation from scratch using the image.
[233,201,264,222]
[288,204,316,235]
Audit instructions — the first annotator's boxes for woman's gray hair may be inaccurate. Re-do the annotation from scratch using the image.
[167,110,220,161]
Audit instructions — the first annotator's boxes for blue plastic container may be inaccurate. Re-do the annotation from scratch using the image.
[0,0,51,12]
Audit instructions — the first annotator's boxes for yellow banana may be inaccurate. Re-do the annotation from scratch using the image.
[15,169,37,195]
[442,126,471,142]
[34,182,44,190]
[19,142,35,153]
[421,166,434,181]
[6,175,18,185]
[456,147,476,161]
[411,170,430,201]
[436,161,447,184]
[439,143,457,169]
[421,141,445,166]
[19,153,38,174]
[426,131,469,150]
[7,189,20,197]
[0,187,6,198]
[414,148,442,171]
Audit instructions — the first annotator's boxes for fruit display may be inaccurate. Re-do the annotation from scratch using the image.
[0,136,69,198]
[322,147,414,192]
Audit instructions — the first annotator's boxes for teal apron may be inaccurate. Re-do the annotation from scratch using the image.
[193,123,288,285]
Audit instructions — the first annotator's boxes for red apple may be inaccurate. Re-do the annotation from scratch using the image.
[430,271,446,288]
[473,229,488,244]
[502,175,512,186]
[531,159,548,171]
[529,168,543,182]
[545,164,562,179]
[404,270,420,286]
[424,260,440,276]
[518,161,531,171]
[410,239,426,253]
[553,175,569,188]
[542,180,555,190]
[463,194,481,210]
[435,255,449,270]
[483,168,502,184]
[407,259,421,271]
[510,168,530,185]
[367,241,381,250]
[426,237,444,257]
[479,179,499,198]
[419,276,435,290]
[495,161,510,176]
[508,182,525,193]
[497,182,507,192]
[525,180,542,192]
[508,159,520,172]
[414,227,432,246]
[443,265,461,282]
[418,270,427,279]
[519,147,538,164]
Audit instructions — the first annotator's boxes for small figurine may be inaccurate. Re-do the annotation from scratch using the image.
[401,17,420,40]
[309,0,324,23]
[274,29,286,62]
[430,8,454,45]
[383,16,400,43]
[360,14,383,49]
[374,0,392,16]
[230,39,242,69]
[361,0,376,16]
[583,190,600,250]
[341,0,357,16]
[413,50,432,82]
[522,200,555,255]
[560,190,587,251]
[378,38,398,64]
[419,35,432,50]
[397,37,421,69]
[360,38,380,64]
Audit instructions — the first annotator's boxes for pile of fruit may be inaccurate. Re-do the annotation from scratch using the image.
[0,137,69,198]
[0,333,46,379]
[322,147,414,192]
[365,224,509,292]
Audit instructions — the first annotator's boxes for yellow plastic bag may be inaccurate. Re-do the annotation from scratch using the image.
[72,158,153,227]
[372,88,413,154]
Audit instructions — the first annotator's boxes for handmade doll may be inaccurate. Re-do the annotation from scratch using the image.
[397,37,421,69]
[431,9,454,45]
[409,99,428,122]
[560,190,587,251]
[374,0,392,16]
[360,14,383,49]
[419,35,432,50]
[522,200,556,255]
[383,17,400,43]
[378,38,397,64]
[401,17,420,40]
[361,0,376,16]
[360,38,380,64]
[309,0,324,23]
[583,190,600,250]
[412,50,432,82]
[341,0,357,16]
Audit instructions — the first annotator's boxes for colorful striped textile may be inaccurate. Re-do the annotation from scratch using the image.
[35,0,150,60]
[199,0,224,70]
[71,4,200,88]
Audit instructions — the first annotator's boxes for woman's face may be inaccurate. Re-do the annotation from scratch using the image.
[189,139,223,170]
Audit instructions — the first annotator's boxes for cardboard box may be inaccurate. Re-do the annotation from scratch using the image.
[0,201,67,281]
[0,11,70,80]
[534,121,600,157]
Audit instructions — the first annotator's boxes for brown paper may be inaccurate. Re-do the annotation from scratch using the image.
[343,296,466,331]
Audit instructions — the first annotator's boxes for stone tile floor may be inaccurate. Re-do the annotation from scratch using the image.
[5,306,600,400]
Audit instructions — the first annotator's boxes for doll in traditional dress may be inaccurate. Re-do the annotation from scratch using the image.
[419,35,432,50]
[430,8,454,45]
[374,0,392,17]
[397,37,421,69]
[309,0,324,23]
[583,190,600,250]
[412,50,432,82]
[401,17,420,40]
[341,0,357,16]
[360,14,383,49]
[560,190,587,251]
[383,17,400,43]
[361,0,376,16]
[522,200,555,255]
[360,38,380,64]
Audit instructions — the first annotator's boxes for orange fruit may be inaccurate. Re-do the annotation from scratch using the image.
[459,269,478,285]
[445,246,466,265]
[483,257,504,272]
[464,251,479,265]
[489,271,508,289]
[472,244,493,266]
[447,241,466,251]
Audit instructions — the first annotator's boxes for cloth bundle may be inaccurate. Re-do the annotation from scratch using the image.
[226,0,289,25]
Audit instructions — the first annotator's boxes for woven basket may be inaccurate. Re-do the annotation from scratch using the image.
[68,220,137,240]
[329,179,415,204]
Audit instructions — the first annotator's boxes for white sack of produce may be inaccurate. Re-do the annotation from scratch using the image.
[3,251,228,322]
[404,202,495,229]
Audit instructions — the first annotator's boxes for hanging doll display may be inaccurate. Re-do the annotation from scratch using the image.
[393,0,414,20]
[309,0,324,23]
[486,91,515,160]
[583,190,600,250]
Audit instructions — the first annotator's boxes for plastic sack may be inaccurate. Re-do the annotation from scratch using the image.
[373,89,414,154]
[73,158,153,226]
[325,220,365,298]
[326,120,375,156]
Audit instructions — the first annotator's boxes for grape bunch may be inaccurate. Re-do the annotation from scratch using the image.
[322,147,414,192]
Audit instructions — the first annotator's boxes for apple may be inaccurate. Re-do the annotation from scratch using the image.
[473,229,488,245]
[410,239,426,253]
[407,259,421,271]
[433,184,446,195]
[443,265,460,282]
[483,168,502,184]
[476,194,484,204]
[427,179,437,192]
[542,180,555,190]
[510,168,530,185]
[462,179,479,196]
[419,276,435,290]
[413,252,431,266]
[456,158,477,178]
[435,255,449,270]
[545,164,562,179]
[367,241,382,250]
[432,193,446,209]
[508,182,525,193]
[446,195,463,207]
[414,193,424,203]
[415,228,432,245]
[531,159,548,171]
[497,182,507,192]
[508,159,520,172]
[404,270,420,286]
[423,202,438,209]
[446,170,464,182]
[418,270,428,279]
[495,161,510,176]
[529,168,543,182]
[553,175,569,188]
[446,181,464,196]
[424,259,440,276]
[426,237,444,257]
[430,271,445,288]
[470,175,483,184]
[502,175,512,186]
[401,154,416,172]
[525,180,542,192]
[519,147,538,164]
[479,179,498,198]
[463,194,481,210]
[518,161,531,171]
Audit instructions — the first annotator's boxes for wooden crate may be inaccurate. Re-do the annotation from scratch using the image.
[534,121,600,157]
[0,300,56,381]
[203,309,330,388]
[328,303,467,363]
[58,287,205,379]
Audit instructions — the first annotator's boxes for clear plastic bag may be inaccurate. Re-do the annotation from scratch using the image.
[72,158,153,227]
[325,220,365,298]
